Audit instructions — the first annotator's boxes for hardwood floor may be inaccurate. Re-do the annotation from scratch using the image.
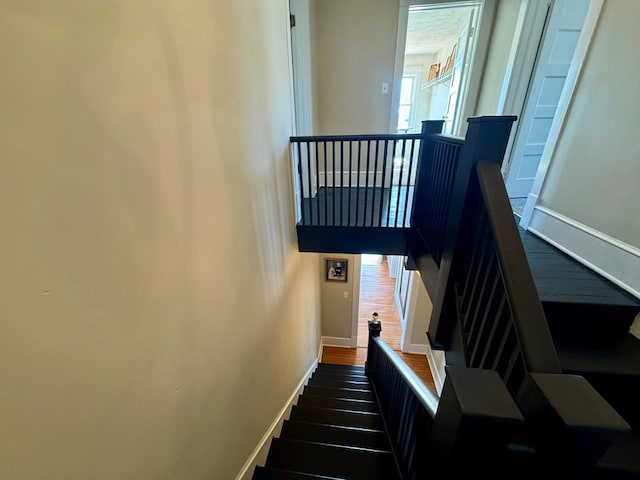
[321,255,437,393]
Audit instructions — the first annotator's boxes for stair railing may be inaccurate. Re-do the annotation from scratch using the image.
[365,320,523,478]
[291,132,423,228]
[408,116,517,297]
[428,158,630,476]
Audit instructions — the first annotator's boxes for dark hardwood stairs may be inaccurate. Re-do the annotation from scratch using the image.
[253,363,401,480]
[517,224,640,476]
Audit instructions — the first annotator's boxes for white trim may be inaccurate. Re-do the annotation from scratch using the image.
[351,255,361,348]
[399,66,422,133]
[496,0,550,117]
[235,359,318,480]
[497,0,551,176]
[389,4,410,133]
[425,344,446,395]
[520,0,604,228]
[289,0,314,136]
[402,343,429,355]
[400,270,419,352]
[535,207,640,258]
[390,0,495,136]
[321,336,356,348]
[455,0,496,136]
[318,336,325,362]
[527,206,640,300]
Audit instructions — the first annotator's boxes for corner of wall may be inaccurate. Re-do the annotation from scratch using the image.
[425,345,446,396]
[630,313,640,341]
[235,359,319,480]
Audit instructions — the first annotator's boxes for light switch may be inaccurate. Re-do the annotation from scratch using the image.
[381,82,389,94]
[343,291,348,298]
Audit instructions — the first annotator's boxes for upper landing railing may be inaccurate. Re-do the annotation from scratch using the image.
[291,132,425,228]
[291,120,470,255]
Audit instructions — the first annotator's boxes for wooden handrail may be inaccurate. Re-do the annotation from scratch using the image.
[371,335,439,417]
[475,161,561,373]
[430,133,464,145]
[366,321,523,478]
[291,133,422,142]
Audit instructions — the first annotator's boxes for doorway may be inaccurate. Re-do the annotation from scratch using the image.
[391,1,485,136]
[504,0,590,216]
[357,255,402,350]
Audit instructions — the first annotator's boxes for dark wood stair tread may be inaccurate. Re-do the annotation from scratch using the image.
[518,226,640,308]
[280,420,389,451]
[265,438,400,480]
[289,405,384,430]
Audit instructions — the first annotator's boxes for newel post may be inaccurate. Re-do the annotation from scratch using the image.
[410,120,445,230]
[364,312,381,376]
[517,372,631,477]
[425,366,524,476]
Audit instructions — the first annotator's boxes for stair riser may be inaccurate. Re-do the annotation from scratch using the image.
[297,395,379,412]
[290,405,384,430]
[307,378,372,390]
[280,420,389,450]
[303,385,375,401]
[266,438,399,480]
[544,303,639,343]
[316,364,366,374]
[252,467,329,479]
[310,370,368,381]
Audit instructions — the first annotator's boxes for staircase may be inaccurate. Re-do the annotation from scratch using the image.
[253,363,400,480]
[516,224,640,477]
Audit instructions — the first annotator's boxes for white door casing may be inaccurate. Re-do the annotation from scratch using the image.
[389,0,496,135]
[505,0,590,198]
[449,7,477,135]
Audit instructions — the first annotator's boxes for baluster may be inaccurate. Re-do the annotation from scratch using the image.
[314,141,320,225]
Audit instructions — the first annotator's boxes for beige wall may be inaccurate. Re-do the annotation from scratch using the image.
[0,1,322,479]
[320,254,360,339]
[475,0,522,116]
[410,275,433,345]
[538,0,640,248]
[312,0,399,134]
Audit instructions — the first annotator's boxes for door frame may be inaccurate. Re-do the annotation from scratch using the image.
[519,0,604,228]
[495,0,604,228]
[389,0,497,136]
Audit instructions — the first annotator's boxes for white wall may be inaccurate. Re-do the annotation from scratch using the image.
[0,1,322,479]
[530,0,640,297]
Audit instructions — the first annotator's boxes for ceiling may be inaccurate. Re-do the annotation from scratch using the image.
[405,6,474,56]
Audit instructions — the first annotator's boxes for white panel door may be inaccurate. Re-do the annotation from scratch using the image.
[505,0,589,198]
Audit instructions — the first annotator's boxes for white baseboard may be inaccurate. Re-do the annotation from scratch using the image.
[321,336,356,348]
[235,359,318,480]
[318,337,325,362]
[401,343,428,355]
[527,206,640,299]
[425,345,446,396]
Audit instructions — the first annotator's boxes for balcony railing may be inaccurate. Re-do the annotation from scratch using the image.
[292,133,423,228]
